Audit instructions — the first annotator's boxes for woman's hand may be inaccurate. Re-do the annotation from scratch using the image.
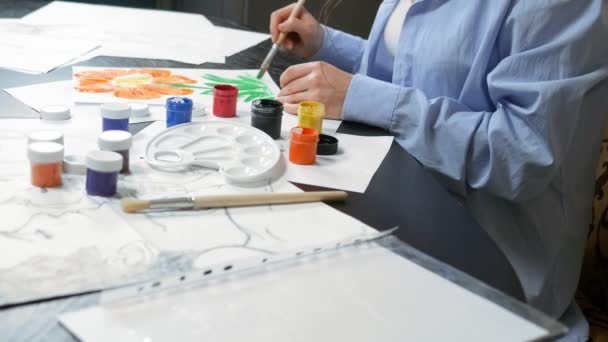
[270,3,325,58]
[276,61,354,119]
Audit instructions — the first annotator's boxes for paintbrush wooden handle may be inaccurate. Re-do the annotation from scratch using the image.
[193,191,347,209]
[276,0,307,46]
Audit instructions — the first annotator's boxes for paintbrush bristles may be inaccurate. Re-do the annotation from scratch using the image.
[121,198,151,213]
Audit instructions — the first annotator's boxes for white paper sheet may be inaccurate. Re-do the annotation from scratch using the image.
[0,20,99,74]
[60,246,549,342]
[280,133,393,193]
[215,27,270,57]
[21,1,269,65]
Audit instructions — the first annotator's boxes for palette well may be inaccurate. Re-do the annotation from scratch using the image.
[146,121,281,184]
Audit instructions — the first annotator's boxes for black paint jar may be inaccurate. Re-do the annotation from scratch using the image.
[251,99,283,140]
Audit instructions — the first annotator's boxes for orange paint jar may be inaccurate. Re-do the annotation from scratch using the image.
[28,142,64,188]
[289,127,319,165]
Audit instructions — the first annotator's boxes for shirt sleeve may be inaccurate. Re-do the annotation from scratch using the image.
[343,0,608,201]
[310,25,367,73]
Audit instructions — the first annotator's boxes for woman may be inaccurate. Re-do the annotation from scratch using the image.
[272,0,608,340]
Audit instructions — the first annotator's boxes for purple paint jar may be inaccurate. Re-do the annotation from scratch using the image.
[101,103,131,132]
[85,150,123,197]
[98,130,133,174]
[166,97,193,128]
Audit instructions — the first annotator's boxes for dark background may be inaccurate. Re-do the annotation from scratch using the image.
[5,0,383,37]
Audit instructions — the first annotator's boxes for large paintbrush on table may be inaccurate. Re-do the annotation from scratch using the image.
[121,191,347,213]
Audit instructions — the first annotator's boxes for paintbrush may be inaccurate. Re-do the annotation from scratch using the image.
[121,190,347,213]
[257,0,307,79]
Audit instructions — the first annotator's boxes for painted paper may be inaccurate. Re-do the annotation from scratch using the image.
[72,67,278,107]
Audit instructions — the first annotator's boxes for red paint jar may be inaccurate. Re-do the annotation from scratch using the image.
[213,84,239,118]
[289,127,319,165]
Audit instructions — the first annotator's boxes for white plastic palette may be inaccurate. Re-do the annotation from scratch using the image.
[146,121,281,183]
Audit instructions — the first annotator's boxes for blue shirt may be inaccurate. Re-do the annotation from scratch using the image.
[314,0,608,318]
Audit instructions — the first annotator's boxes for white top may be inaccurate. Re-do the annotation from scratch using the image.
[86,150,123,173]
[384,0,415,57]
[130,103,150,118]
[98,130,133,151]
[63,154,87,175]
[40,105,71,121]
[28,142,64,164]
[28,130,64,145]
[101,103,131,120]
[192,102,207,117]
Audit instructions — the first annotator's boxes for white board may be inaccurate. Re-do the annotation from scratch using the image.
[60,245,550,342]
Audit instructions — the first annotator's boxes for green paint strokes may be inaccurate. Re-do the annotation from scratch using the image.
[200,74,275,103]
[163,73,276,103]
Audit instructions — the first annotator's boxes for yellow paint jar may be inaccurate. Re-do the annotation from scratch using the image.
[297,101,324,134]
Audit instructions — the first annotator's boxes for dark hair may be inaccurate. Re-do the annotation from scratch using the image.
[320,0,344,23]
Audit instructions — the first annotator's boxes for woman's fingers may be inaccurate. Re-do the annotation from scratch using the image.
[270,3,297,43]
[282,103,299,115]
[277,73,311,97]
[276,91,311,107]
[280,62,315,88]
[278,62,353,120]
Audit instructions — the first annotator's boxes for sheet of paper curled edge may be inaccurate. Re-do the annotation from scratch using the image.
[97,227,399,305]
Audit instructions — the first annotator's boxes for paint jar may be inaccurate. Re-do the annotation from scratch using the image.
[130,103,150,118]
[166,97,193,128]
[297,101,325,134]
[40,105,71,121]
[289,127,319,165]
[85,150,123,197]
[98,130,133,174]
[251,99,283,140]
[101,103,131,132]
[28,131,64,145]
[213,84,239,118]
[28,142,64,188]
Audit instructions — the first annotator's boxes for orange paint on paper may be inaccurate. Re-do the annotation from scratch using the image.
[74,68,196,100]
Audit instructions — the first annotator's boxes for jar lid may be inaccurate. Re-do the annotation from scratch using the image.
[28,142,64,163]
[130,103,150,117]
[252,99,283,116]
[166,97,193,111]
[192,102,207,117]
[28,130,64,145]
[213,84,239,98]
[101,103,131,120]
[40,105,71,121]
[86,150,123,173]
[316,134,339,155]
[98,130,133,151]
[63,154,87,175]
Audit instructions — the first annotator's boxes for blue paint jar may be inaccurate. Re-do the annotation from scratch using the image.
[85,150,123,197]
[101,103,131,132]
[166,97,193,128]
